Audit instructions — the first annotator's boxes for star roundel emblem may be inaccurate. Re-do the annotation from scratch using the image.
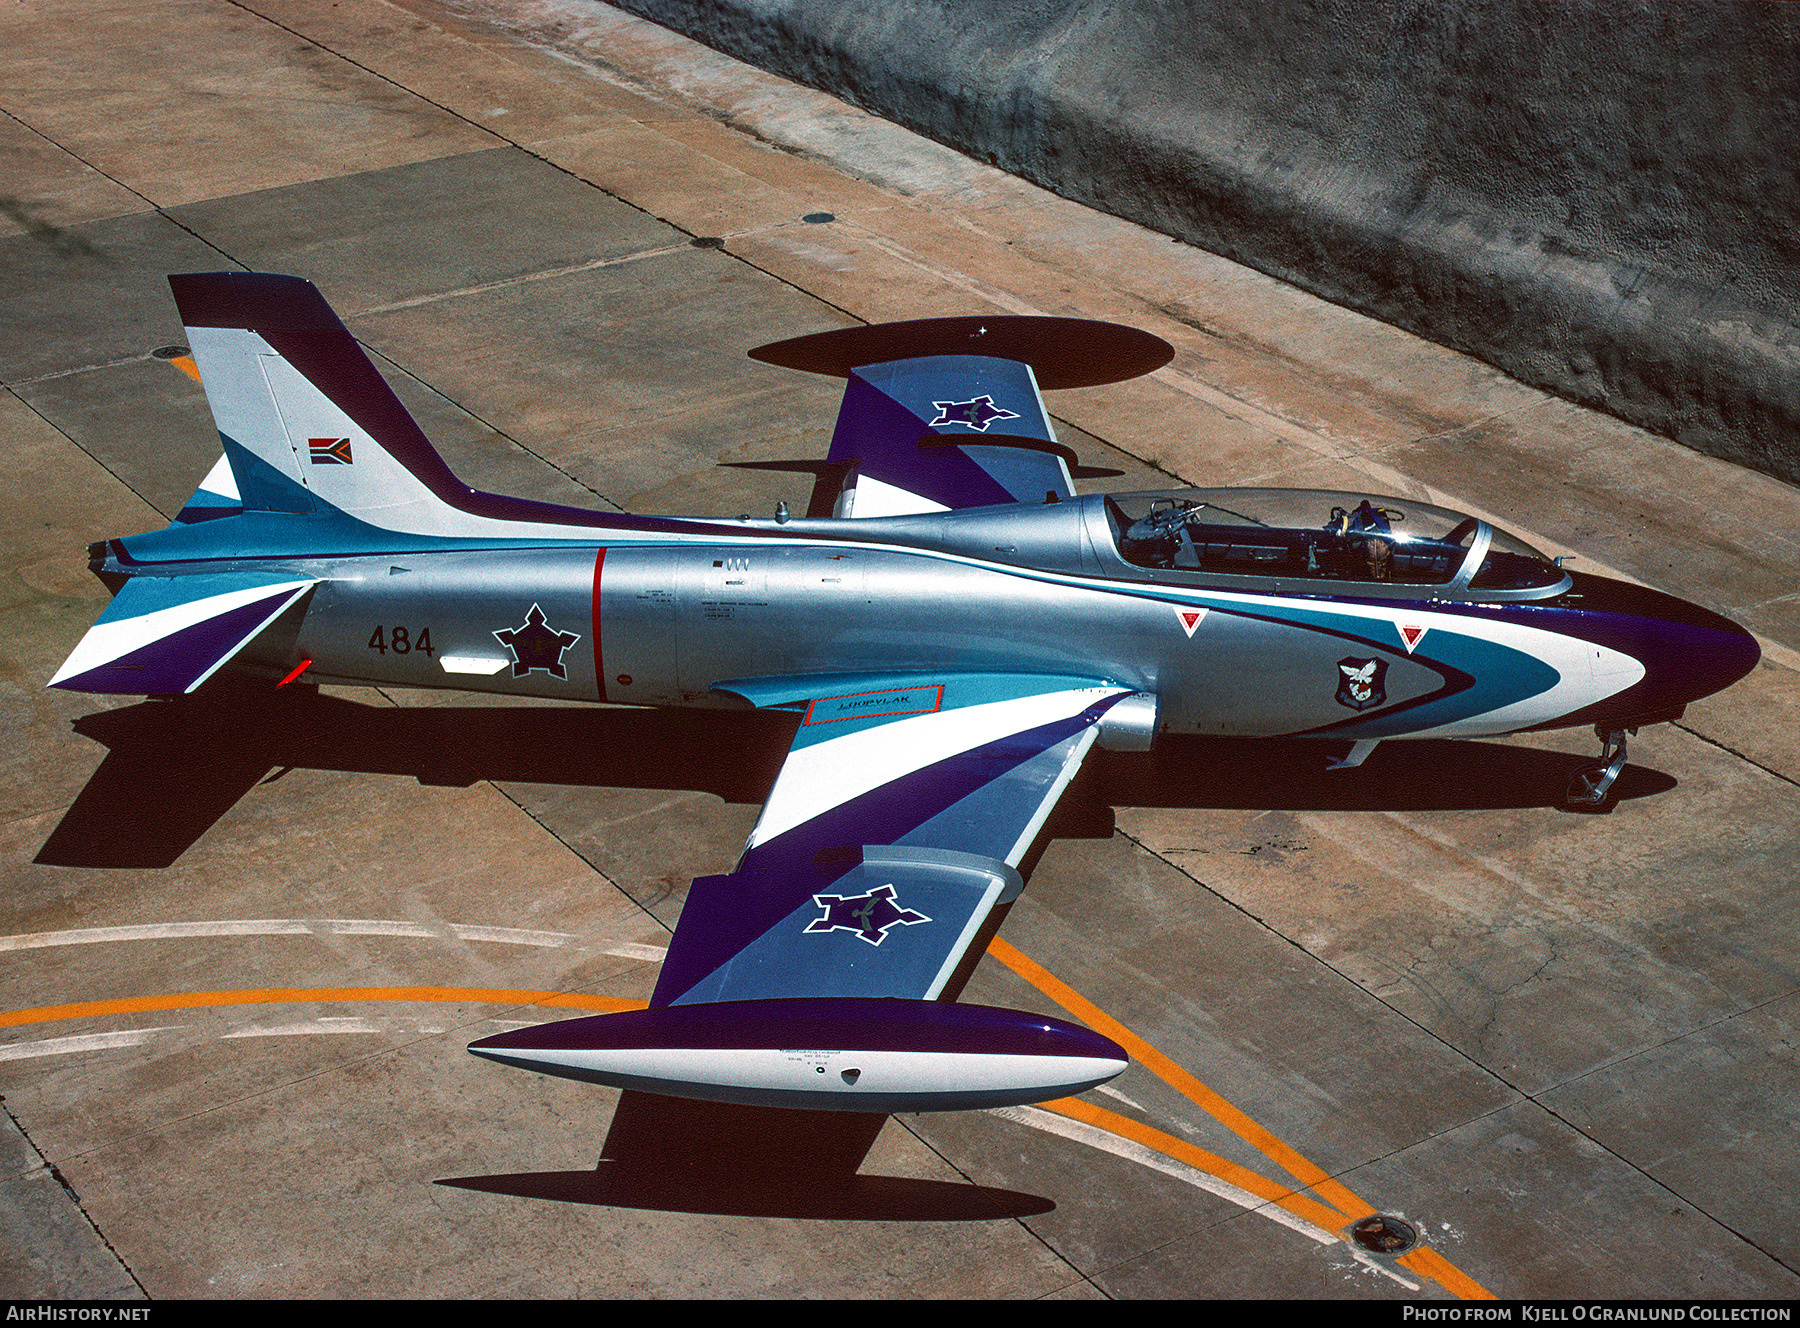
[928,395,1020,432]
[805,883,931,946]
[493,603,581,679]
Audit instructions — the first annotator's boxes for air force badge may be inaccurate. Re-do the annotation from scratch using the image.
[1336,656,1388,711]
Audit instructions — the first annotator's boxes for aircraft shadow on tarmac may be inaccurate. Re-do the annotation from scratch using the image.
[39,679,1675,870]
[36,680,1675,1217]
[438,1091,1055,1221]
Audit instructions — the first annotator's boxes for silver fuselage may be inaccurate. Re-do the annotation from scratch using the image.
[189,492,1753,744]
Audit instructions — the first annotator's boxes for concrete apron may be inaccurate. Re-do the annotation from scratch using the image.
[0,0,1796,1300]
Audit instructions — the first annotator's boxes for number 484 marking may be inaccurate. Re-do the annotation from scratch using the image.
[369,625,435,657]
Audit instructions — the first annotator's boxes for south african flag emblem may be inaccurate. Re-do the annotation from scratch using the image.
[308,437,353,465]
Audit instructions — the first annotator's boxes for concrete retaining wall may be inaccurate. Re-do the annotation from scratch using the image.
[610,0,1800,486]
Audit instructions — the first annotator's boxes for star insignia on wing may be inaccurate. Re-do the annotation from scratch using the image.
[928,395,1020,432]
[805,883,931,946]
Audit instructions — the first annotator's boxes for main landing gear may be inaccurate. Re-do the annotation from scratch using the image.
[1566,726,1632,810]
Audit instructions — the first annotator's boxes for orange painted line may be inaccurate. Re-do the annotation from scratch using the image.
[991,938,1497,1300]
[167,354,201,383]
[0,987,647,1031]
[5,976,1498,1298]
[987,936,1372,1223]
[1038,1096,1351,1234]
[1400,1244,1497,1300]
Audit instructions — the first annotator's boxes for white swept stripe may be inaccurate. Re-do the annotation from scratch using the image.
[747,686,1124,850]
[1397,619,1643,737]
[196,452,240,502]
[49,579,316,691]
[1001,724,1100,867]
[846,474,950,518]
[1167,589,1647,739]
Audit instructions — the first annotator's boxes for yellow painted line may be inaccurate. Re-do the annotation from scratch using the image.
[1038,1096,1351,1235]
[0,987,647,1031]
[166,354,201,383]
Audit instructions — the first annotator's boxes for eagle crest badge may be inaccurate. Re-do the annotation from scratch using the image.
[1336,656,1388,711]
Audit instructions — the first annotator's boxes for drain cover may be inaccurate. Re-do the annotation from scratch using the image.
[802,212,835,224]
[1350,1214,1418,1254]
[151,345,190,359]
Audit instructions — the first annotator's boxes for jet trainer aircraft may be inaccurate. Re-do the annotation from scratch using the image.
[51,273,1760,1117]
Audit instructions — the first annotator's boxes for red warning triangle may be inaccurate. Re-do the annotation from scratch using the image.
[1397,623,1427,653]
[1175,606,1207,638]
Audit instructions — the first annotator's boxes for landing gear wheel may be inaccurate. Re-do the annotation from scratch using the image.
[1565,761,1617,810]
[1564,727,1630,811]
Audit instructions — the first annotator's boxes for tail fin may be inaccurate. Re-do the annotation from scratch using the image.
[170,272,476,536]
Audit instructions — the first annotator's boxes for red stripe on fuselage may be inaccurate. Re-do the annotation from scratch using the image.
[591,547,606,703]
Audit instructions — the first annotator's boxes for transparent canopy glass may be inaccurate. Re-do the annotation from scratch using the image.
[1106,490,1563,592]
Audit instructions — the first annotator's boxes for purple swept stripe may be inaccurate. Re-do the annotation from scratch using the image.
[649,700,1119,1006]
[51,589,299,694]
[826,372,1016,510]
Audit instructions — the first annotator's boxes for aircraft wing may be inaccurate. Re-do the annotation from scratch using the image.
[745,317,1171,518]
[650,671,1135,1006]
[817,354,1072,517]
[470,670,1142,1119]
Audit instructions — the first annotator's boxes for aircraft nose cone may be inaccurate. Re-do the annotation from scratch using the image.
[1566,574,1760,723]
[1690,615,1762,700]
[1636,594,1760,708]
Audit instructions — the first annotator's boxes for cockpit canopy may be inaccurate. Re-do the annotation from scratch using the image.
[1106,489,1568,599]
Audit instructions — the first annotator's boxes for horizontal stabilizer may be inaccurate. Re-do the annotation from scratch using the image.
[49,572,315,695]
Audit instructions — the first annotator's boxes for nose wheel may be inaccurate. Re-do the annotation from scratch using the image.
[1566,726,1631,810]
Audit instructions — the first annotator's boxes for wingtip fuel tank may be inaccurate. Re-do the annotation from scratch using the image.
[468,998,1130,1112]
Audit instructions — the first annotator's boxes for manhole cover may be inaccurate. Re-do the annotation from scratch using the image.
[1350,1213,1418,1253]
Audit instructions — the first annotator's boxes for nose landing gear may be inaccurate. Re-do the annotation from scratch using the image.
[1566,726,1632,810]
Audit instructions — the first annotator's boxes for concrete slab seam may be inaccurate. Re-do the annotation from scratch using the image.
[0,1095,146,1297]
